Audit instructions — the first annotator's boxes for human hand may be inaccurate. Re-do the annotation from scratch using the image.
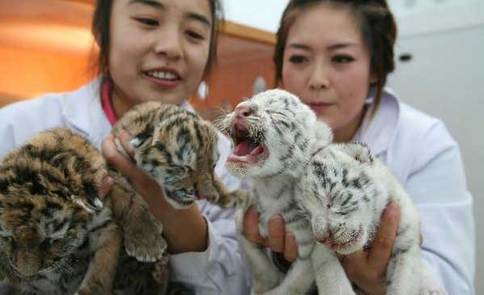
[101,131,166,212]
[101,130,208,253]
[332,201,401,295]
[99,175,114,199]
[243,206,299,263]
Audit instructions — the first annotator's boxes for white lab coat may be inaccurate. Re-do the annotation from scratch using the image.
[0,78,250,295]
[354,88,475,294]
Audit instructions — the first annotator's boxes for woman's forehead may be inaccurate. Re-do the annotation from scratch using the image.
[286,5,364,50]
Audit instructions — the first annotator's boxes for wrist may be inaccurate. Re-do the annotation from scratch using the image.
[140,188,209,253]
[162,205,208,254]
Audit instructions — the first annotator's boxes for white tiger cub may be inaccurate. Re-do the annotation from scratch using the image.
[303,143,446,295]
[216,89,445,295]
[217,89,353,295]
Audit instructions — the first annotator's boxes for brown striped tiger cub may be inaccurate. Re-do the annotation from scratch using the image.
[111,101,231,209]
[0,128,166,294]
[0,101,238,294]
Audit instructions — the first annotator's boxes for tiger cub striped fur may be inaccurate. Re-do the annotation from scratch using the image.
[302,143,446,295]
[215,89,444,295]
[0,128,166,294]
[111,101,242,209]
[0,101,247,294]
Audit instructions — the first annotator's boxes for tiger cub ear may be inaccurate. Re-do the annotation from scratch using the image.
[339,142,374,164]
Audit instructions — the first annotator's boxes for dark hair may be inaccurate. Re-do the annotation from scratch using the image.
[91,0,223,77]
[273,0,397,108]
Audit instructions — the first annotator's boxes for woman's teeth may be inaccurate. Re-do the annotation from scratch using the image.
[147,71,178,80]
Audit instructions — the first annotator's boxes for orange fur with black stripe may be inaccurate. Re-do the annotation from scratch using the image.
[0,128,165,294]
[0,101,246,294]
[112,101,243,209]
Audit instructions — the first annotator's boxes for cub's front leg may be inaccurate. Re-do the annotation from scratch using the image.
[233,205,281,295]
[77,222,121,295]
[238,235,282,295]
[311,244,355,295]
[262,258,314,295]
[108,181,166,262]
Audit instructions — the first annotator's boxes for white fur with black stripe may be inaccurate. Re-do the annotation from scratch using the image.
[218,89,445,295]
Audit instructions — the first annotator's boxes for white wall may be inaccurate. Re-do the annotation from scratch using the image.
[223,0,288,32]
[388,2,484,294]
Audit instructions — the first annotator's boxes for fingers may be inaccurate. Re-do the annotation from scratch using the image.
[117,129,135,158]
[99,175,114,199]
[367,201,400,270]
[242,208,298,263]
[339,250,366,272]
[336,203,399,295]
[101,134,143,183]
[283,232,298,262]
[268,215,285,252]
[243,207,266,245]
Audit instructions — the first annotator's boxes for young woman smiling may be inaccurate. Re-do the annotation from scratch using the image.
[0,0,250,293]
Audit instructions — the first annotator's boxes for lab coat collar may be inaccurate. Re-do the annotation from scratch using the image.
[355,87,401,157]
[62,77,195,146]
[62,77,111,146]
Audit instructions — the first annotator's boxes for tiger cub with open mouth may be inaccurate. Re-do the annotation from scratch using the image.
[214,89,444,295]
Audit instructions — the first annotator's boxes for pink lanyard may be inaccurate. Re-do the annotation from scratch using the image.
[100,78,118,125]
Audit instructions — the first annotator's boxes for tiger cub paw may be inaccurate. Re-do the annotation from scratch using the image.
[124,216,167,262]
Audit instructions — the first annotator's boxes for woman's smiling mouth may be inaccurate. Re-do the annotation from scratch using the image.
[144,69,182,88]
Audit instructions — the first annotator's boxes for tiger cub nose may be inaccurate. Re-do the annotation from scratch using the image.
[234,104,256,118]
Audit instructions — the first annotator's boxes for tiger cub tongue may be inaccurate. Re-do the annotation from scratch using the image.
[234,141,258,156]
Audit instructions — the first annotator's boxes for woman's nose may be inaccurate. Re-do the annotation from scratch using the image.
[309,64,330,90]
[153,28,183,60]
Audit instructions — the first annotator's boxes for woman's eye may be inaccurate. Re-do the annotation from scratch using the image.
[333,55,354,64]
[288,55,307,64]
[186,30,205,41]
[134,17,159,27]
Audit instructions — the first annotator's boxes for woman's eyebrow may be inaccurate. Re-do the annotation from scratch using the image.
[186,12,211,28]
[127,0,211,27]
[327,42,359,50]
[128,0,163,9]
[287,43,310,51]
[288,42,359,51]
